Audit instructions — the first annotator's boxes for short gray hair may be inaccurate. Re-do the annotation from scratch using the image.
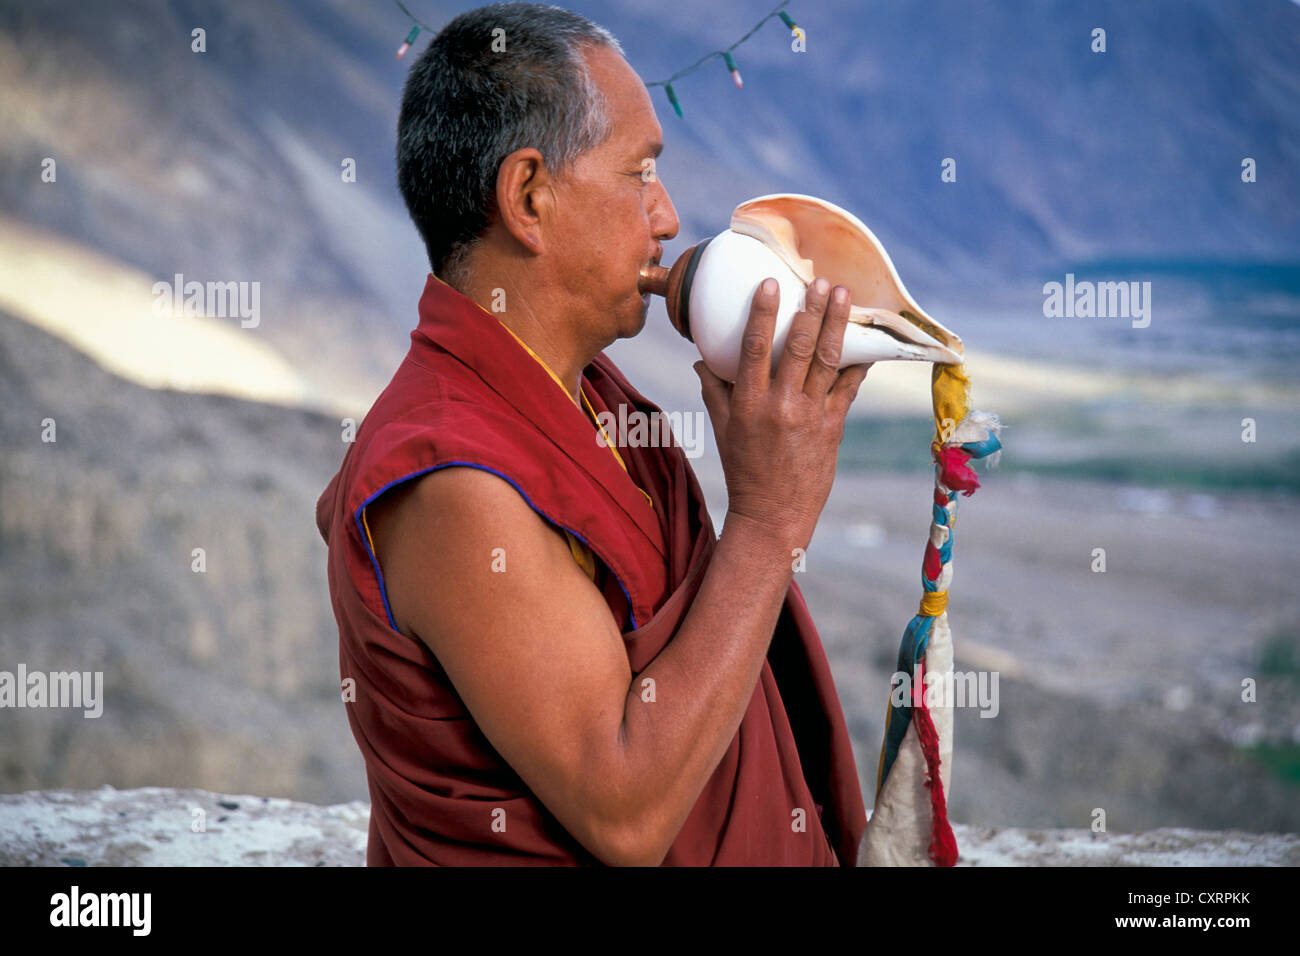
[396,2,625,286]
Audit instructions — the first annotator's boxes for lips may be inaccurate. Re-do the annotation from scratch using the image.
[640,249,662,297]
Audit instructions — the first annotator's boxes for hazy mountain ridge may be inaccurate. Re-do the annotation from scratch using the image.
[2,0,1297,411]
[0,310,365,803]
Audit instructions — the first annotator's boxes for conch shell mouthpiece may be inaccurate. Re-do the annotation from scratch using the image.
[640,194,964,382]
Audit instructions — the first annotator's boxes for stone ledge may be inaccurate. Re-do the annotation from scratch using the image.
[0,786,367,867]
[1,786,1295,866]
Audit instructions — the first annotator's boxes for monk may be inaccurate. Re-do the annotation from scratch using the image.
[315,3,872,866]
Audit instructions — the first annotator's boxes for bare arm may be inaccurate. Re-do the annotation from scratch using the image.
[367,277,869,866]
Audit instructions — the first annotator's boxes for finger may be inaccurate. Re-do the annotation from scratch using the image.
[732,278,780,400]
[773,277,830,395]
[803,283,852,398]
[827,362,871,420]
[694,360,731,439]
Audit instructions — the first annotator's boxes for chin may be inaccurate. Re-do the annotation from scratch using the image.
[629,302,650,337]
[609,298,648,341]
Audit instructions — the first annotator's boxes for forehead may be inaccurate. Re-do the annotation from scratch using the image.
[582,44,663,158]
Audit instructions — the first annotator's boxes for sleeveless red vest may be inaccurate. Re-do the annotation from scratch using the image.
[315,275,866,865]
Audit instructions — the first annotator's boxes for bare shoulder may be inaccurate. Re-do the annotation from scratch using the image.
[364,465,595,639]
[359,464,635,862]
[370,465,532,529]
[369,465,562,555]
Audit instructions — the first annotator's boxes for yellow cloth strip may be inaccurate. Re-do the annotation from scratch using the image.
[919,590,949,617]
[931,362,972,444]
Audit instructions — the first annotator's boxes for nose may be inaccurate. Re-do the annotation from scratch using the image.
[651,175,679,243]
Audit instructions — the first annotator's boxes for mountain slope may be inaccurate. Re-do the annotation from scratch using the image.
[0,310,365,803]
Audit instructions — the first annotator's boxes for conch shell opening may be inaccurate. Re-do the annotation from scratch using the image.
[728,194,964,364]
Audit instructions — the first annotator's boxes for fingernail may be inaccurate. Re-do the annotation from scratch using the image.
[833,286,849,303]
[814,277,829,296]
[761,278,777,295]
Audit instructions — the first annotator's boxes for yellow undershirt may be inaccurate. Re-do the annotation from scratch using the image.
[360,295,650,601]
[360,314,651,586]
[495,320,652,582]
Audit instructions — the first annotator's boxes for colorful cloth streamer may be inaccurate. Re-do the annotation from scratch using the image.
[861,362,1002,867]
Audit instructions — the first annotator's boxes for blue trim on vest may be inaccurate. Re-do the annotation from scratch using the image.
[353,461,638,634]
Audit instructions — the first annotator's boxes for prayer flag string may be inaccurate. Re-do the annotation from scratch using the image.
[392,0,436,57]
[389,1,805,116]
[643,1,803,117]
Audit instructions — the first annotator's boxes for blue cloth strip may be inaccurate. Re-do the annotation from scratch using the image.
[879,613,936,788]
[961,434,1002,458]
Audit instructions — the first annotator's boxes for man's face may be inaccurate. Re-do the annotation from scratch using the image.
[547,44,679,348]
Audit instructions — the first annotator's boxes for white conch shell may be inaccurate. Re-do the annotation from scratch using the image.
[687,194,964,382]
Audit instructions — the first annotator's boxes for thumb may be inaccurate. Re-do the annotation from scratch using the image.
[694,360,730,435]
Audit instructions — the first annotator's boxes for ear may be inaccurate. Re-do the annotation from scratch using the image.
[493,147,553,256]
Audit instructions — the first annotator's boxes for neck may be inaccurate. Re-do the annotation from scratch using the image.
[455,260,591,406]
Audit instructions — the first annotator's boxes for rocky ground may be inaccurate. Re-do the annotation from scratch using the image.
[2,786,1295,867]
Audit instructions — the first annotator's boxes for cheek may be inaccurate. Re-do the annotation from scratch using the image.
[567,188,646,287]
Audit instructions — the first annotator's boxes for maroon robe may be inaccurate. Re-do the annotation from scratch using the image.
[315,274,866,865]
